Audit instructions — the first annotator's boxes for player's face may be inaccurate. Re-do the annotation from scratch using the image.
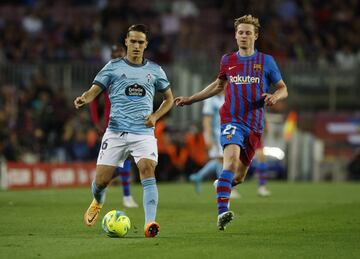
[235,23,258,50]
[125,31,148,59]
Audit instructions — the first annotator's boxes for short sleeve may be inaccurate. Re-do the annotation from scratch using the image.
[202,98,213,115]
[155,66,170,92]
[93,61,113,90]
[217,55,228,80]
[267,56,282,85]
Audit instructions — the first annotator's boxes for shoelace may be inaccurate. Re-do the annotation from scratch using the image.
[89,205,101,215]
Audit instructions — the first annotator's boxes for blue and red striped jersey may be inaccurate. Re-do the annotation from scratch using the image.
[217,50,282,133]
[89,91,111,130]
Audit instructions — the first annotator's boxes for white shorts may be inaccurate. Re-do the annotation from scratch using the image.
[96,130,158,167]
[208,140,223,159]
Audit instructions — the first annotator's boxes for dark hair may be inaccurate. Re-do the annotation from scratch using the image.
[127,24,149,40]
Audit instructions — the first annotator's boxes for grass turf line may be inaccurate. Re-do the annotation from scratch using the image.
[0,182,359,259]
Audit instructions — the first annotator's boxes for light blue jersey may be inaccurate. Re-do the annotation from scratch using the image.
[202,94,224,143]
[93,58,170,135]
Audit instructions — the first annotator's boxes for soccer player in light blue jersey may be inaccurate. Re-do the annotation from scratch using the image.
[90,43,139,208]
[175,15,288,230]
[74,24,174,237]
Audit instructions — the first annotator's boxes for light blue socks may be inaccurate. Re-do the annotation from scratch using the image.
[91,180,106,204]
[141,177,158,224]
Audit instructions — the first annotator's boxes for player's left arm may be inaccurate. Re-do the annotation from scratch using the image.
[145,88,174,127]
[262,80,288,106]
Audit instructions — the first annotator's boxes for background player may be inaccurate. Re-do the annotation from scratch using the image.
[74,24,174,237]
[189,92,240,198]
[248,116,271,197]
[253,143,271,197]
[89,43,138,208]
[174,15,288,230]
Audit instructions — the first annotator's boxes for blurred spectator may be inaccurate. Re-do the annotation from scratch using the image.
[276,0,299,22]
[22,9,43,37]
[0,0,358,65]
[172,0,199,18]
[335,45,357,70]
[348,149,360,180]
[160,7,180,42]
[166,129,190,180]
[184,124,208,177]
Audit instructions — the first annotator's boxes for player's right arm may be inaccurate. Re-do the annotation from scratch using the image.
[74,84,103,109]
[174,78,226,106]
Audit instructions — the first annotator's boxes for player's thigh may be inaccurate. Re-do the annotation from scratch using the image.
[220,122,246,171]
[96,131,129,167]
[223,144,241,171]
[240,131,262,166]
[129,134,158,165]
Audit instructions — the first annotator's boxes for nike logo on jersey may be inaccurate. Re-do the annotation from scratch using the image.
[228,66,237,70]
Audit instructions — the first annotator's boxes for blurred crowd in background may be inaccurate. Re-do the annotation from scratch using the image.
[0,0,359,67]
[0,0,359,180]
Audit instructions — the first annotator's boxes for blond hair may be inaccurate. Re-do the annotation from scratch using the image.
[234,15,260,34]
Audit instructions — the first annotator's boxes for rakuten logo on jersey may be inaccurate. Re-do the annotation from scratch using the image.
[229,75,260,84]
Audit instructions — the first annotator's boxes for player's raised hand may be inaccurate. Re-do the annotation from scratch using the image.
[74,96,86,109]
[174,96,192,106]
[262,93,278,106]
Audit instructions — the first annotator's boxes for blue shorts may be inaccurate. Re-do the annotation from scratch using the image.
[220,122,262,166]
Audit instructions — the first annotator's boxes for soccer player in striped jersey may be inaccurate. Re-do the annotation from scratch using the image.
[75,24,174,237]
[175,15,288,230]
[89,44,139,208]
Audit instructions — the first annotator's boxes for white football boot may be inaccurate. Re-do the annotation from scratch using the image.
[123,196,139,208]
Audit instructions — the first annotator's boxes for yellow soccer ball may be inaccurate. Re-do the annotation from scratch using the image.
[101,210,131,237]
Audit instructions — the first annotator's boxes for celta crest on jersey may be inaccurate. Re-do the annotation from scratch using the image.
[125,84,146,101]
[229,75,260,85]
[146,73,152,82]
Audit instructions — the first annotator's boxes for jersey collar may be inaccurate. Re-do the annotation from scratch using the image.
[123,57,148,67]
[236,49,258,60]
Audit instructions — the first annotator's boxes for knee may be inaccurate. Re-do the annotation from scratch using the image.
[95,167,114,187]
[224,159,241,173]
[138,159,157,178]
[95,173,110,187]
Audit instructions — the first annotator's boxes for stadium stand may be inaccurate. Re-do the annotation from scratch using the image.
[0,0,359,181]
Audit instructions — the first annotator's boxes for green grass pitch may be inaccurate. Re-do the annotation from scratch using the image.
[1,182,359,259]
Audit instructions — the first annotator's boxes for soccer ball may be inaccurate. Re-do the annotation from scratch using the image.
[101,210,131,237]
